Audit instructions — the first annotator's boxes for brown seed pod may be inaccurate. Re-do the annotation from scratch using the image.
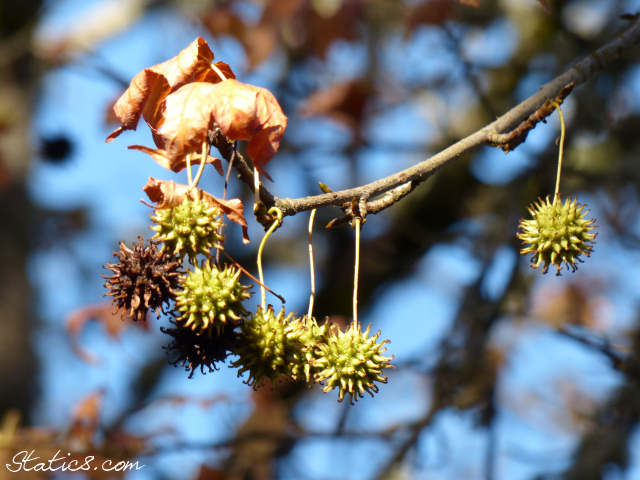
[103,236,182,321]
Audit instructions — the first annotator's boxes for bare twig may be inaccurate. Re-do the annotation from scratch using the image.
[487,82,574,152]
[556,327,640,381]
[228,19,640,224]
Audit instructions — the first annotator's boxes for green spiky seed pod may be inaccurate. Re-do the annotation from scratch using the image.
[232,306,296,387]
[175,263,251,334]
[314,323,393,404]
[517,195,596,275]
[232,307,323,387]
[150,196,224,262]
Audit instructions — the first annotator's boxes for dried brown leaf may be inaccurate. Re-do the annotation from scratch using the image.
[203,6,246,37]
[106,70,170,142]
[128,145,223,175]
[151,80,286,178]
[106,37,235,142]
[299,79,370,132]
[213,61,236,81]
[203,195,250,244]
[149,83,219,164]
[71,391,103,426]
[142,177,191,208]
[531,281,611,329]
[68,390,104,447]
[150,37,219,86]
[243,25,278,69]
[66,303,148,364]
[203,79,287,176]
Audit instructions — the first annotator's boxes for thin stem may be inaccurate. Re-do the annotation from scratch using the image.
[185,153,193,187]
[257,207,283,309]
[221,250,285,304]
[552,102,566,201]
[190,141,209,189]
[217,143,237,264]
[307,209,317,319]
[353,217,361,326]
[223,143,237,201]
[253,167,260,206]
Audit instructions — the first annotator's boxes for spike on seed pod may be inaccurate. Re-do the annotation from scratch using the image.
[150,195,224,263]
[103,236,182,322]
[174,262,252,334]
[161,320,237,378]
[313,322,393,404]
[517,195,597,275]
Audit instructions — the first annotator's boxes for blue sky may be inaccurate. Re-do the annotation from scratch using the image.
[27,1,640,479]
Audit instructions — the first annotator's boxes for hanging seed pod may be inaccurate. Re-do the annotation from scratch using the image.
[232,306,297,387]
[518,195,597,275]
[103,237,182,322]
[151,195,224,262]
[232,307,328,387]
[175,263,251,334]
[314,323,393,404]
[161,320,237,378]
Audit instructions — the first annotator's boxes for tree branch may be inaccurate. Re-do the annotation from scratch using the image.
[230,18,640,227]
[487,81,575,152]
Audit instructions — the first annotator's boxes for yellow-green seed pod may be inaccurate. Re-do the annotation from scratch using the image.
[313,322,393,404]
[232,308,329,387]
[232,306,295,387]
[517,195,597,275]
[150,196,224,263]
[175,263,251,334]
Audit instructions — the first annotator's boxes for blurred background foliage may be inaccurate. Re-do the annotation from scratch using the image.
[2,0,640,479]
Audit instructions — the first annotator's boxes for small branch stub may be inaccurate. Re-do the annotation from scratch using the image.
[487,82,575,152]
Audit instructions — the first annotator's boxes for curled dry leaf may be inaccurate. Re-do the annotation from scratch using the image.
[208,79,287,177]
[68,390,104,448]
[128,144,223,175]
[207,196,250,244]
[299,79,370,132]
[106,70,170,142]
[148,80,286,179]
[143,177,250,243]
[143,177,189,208]
[66,303,149,364]
[106,37,236,142]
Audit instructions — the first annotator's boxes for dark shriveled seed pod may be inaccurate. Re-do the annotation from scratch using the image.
[161,320,237,378]
[103,236,182,322]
